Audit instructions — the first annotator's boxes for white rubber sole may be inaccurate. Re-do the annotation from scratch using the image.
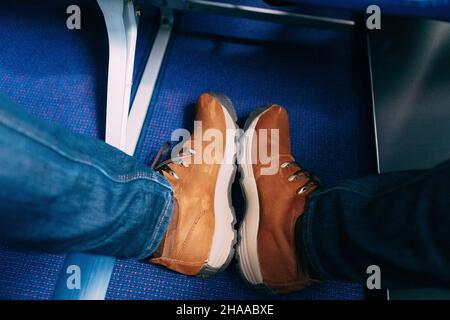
[236,107,272,285]
[200,94,238,277]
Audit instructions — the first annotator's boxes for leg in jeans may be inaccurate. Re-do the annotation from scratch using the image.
[0,94,174,259]
[300,160,450,289]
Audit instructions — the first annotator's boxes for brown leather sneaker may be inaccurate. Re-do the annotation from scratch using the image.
[236,104,320,293]
[150,93,238,277]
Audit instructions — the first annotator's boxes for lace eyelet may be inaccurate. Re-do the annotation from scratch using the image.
[281,162,290,169]
[297,186,308,194]
[288,175,297,182]
[170,171,179,179]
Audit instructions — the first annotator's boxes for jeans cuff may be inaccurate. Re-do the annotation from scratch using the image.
[135,188,174,260]
[302,194,330,281]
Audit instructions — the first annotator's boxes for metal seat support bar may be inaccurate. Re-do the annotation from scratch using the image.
[97,0,138,149]
[126,10,174,155]
[146,0,355,31]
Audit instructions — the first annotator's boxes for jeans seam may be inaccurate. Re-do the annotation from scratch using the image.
[0,113,171,190]
[313,186,370,197]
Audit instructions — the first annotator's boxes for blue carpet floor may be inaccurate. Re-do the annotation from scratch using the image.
[0,0,376,299]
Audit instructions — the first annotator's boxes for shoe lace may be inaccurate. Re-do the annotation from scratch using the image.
[151,141,196,180]
[280,161,321,194]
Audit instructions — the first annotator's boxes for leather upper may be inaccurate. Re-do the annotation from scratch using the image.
[252,105,318,293]
[150,93,227,275]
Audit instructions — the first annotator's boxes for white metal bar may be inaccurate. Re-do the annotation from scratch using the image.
[123,0,139,132]
[97,0,131,149]
[126,11,174,155]
[53,253,116,300]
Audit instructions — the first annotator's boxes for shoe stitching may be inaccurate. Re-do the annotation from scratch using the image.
[175,209,208,259]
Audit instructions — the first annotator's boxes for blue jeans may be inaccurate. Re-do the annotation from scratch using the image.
[0,95,174,260]
[1,94,449,289]
[301,159,450,289]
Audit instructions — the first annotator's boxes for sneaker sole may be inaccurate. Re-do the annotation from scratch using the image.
[199,93,238,278]
[236,105,275,293]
